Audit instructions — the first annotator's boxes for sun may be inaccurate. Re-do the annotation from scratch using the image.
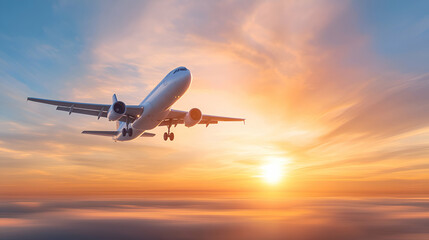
[261,162,283,184]
[259,156,290,184]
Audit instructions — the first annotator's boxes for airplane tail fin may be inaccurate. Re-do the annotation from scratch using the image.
[112,94,119,128]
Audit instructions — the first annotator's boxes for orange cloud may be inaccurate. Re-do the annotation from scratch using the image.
[1,0,429,198]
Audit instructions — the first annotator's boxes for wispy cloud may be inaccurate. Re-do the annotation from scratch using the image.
[0,0,428,197]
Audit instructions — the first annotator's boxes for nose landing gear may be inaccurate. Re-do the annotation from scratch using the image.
[164,124,174,141]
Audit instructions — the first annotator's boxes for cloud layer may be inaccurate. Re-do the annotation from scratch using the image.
[2,197,429,240]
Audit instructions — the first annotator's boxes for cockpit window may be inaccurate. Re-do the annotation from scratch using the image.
[172,67,188,74]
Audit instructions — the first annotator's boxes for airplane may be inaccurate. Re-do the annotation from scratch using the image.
[27,66,245,142]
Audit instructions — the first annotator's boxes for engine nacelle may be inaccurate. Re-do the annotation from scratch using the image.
[107,101,126,121]
[184,108,202,127]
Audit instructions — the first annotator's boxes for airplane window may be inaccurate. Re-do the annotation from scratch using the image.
[172,67,187,74]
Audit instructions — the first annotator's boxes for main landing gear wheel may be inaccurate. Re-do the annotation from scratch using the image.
[163,132,175,141]
[122,115,132,137]
[164,124,175,141]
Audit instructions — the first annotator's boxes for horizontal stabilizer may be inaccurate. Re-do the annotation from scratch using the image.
[82,131,155,137]
[141,132,156,137]
[82,131,119,136]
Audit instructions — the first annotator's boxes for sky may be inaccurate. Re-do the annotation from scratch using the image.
[0,0,429,199]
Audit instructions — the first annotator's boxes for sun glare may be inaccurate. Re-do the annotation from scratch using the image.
[259,156,290,184]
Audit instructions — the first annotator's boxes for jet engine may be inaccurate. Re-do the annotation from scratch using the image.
[184,108,202,127]
[107,101,126,121]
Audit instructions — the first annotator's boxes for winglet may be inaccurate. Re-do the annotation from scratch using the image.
[112,94,118,103]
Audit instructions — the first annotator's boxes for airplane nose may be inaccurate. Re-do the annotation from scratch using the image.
[185,70,191,82]
[180,70,192,86]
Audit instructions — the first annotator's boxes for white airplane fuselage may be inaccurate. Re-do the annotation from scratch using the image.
[115,67,192,141]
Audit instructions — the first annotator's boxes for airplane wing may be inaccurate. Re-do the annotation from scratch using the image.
[160,109,245,127]
[27,97,144,122]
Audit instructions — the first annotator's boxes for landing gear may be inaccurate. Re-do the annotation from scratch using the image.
[163,132,174,141]
[122,115,133,137]
[122,127,132,137]
[163,124,175,141]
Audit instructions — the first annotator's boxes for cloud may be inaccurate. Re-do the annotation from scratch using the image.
[1,198,429,240]
[1,0,429,197]
[294,144,429,174]
[322,74,429,141]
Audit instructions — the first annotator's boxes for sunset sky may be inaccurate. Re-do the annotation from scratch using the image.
[1,0,429,199]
